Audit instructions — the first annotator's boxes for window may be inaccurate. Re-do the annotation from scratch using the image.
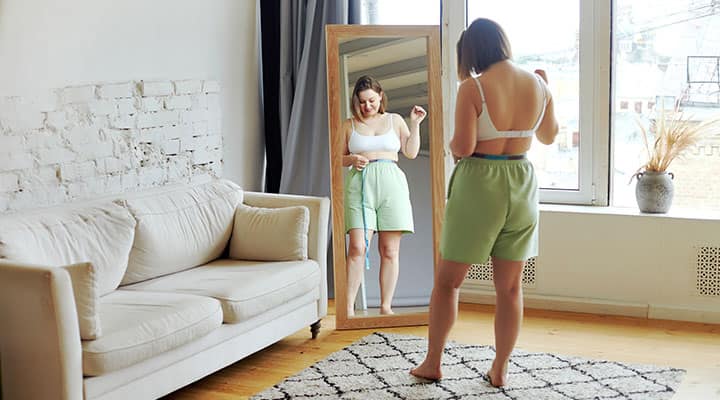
[468,1,580,193]
[451,1,610,205]
[369,1,720,212]
[611,0,720,212]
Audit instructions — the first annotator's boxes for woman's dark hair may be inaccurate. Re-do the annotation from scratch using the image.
[351,75,387,121]
[457,18,512,79]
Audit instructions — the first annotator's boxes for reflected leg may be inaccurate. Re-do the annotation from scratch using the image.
[410,258,470,380]
[377,231,402,315]
[346,228,374,317]
[488,257,525,387]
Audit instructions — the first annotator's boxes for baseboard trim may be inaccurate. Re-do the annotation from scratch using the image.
[648,304,720,324]
[461,286,720,323]
[365,296,430,307]
[460,287,649,318]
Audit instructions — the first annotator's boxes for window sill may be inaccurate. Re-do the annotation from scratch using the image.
[539,203,720,222]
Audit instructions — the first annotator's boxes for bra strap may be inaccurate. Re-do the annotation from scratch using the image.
[532,75,548,131]
[473,77,486,104]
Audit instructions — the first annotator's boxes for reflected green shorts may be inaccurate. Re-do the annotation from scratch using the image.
[344,161,414,234]
[440,157,539,264]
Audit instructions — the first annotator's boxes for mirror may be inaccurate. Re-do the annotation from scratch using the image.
[325,25,444,329]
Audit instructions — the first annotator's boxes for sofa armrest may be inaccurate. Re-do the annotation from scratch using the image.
[0,261,83,400]
[242,192,330,318]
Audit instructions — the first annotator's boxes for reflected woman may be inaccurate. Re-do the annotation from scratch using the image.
[342,75,427,317]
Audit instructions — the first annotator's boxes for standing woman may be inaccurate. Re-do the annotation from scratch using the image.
[343,75,427,317]
[411,18,559,386]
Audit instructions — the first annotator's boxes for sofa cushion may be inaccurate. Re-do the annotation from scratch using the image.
[82,290,223,376]
[119,179,243,285]
[62,262,102,340]
[121,259,321,323]
[229,205,310,261]
[0,202,136,295]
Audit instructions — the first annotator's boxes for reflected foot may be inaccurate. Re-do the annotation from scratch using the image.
[410,360,442,381]
[486,360,508,387]
[347,309,355,317]
[380,307,394,315]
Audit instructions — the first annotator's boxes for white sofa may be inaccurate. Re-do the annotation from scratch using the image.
[0,179,330,400]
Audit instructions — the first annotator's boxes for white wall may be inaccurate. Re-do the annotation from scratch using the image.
[461,207,720,323]
[0,0,262,190]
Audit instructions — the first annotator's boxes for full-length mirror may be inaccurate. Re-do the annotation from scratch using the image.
[326,25,443,329]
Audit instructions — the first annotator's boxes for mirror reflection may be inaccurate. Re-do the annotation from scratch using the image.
[337,36,433,318]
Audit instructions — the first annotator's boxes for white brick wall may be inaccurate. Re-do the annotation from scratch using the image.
[174,80,203,95]
[0,79,222,212]
[62,86,96,104]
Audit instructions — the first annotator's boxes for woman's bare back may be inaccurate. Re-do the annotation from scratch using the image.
[475,62,549,154]
[450,61,558,158]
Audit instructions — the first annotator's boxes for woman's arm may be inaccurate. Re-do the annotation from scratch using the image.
[399,107,426,159]
[450,79,479,158]
[341,119,366,168]
[533,69,560,145]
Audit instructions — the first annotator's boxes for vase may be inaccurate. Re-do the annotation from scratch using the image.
[635,171,674,213]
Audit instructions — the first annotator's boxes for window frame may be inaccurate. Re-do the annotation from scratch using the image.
[442,0,612,206]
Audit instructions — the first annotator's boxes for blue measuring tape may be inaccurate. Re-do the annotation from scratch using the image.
[359,159,396,270]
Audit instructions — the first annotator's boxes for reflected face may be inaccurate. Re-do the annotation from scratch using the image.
[357,89,382,118]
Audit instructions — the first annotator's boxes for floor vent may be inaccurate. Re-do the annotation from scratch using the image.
[467,257,536,287]
[696,246,720,297]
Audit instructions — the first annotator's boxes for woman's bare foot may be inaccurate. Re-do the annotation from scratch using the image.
[380,307,394,315]
[410,361,442,381]
[486,360,508,387]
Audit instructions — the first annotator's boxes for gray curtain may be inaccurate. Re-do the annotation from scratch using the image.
[275,1,348,298]
[278,1,347,197]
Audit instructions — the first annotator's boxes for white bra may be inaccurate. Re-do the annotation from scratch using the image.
[474,74,548,141]
[347,115,401,154]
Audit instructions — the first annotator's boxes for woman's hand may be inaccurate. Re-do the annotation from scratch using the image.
[409,105,427,125]
[352,154,369,171]
[534,69,548,83]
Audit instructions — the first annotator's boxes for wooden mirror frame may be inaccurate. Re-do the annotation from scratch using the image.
[325,25,444,330]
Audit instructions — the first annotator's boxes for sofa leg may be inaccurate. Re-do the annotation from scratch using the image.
[310,320,321,339]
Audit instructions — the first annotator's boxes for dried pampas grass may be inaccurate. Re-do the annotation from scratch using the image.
[636,107,720,174]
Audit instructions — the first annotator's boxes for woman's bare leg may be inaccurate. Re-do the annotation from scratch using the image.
[410,259,470,380]
[377,231,402,315]
[346,228,374,316]
[488,257,525,387]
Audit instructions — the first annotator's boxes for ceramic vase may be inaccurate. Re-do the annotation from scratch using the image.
[635,171,674,213]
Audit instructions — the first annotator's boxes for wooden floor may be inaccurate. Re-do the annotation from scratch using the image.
[165,301,720,399]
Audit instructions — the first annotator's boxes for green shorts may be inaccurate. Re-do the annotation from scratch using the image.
[344,161,414,234]
[440,157,539,264]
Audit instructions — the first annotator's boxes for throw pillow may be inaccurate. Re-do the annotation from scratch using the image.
[229,205,310,261]
[61,262,102,340]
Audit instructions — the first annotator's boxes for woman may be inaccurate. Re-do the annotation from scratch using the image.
[411,18,559,387]
[343,75,427,317]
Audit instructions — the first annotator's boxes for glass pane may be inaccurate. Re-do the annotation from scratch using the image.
[360,0,440,25]
[467,1,580,190]
[612,0,720,211]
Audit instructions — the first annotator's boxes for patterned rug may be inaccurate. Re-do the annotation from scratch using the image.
[252,332,686,400]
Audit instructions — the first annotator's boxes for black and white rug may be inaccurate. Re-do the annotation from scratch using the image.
[252,332,686,400]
